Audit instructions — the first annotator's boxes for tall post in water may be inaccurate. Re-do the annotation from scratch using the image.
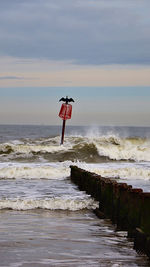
[58,96,74,145]
[61,120,66,145]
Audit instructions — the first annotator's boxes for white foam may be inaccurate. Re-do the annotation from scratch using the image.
[74,162,150,181]
[91,167,150,180]
[0,160,150,181]
[93,135,150,162]
[65,134,150,162]
[1,134,150,162]
[0,163,69,180]
[0,197,98,211]
[0,142,72,154]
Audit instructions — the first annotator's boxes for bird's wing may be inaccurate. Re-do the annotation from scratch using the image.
[59,97,65,102]
[69,98,75,102]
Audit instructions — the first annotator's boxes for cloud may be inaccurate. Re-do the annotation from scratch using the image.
[0,76,25,80]
[0,0,150,65]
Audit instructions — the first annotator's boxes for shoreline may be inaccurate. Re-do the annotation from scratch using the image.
[70,166,150,259]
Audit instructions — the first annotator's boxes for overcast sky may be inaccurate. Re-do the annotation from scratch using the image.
[0,0,150,126]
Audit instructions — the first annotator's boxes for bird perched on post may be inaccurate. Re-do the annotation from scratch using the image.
[59,96,75,104]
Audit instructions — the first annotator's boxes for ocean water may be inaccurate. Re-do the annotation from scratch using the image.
[0,124,150,267]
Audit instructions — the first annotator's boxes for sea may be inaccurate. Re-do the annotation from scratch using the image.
[0,124,150,267]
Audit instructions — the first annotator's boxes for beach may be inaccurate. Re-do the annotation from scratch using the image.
[0,124,150,266]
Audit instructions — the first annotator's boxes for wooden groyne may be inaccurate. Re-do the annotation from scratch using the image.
[70,166,150,258]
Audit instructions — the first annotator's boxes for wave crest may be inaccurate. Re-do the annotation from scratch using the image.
[94,136,150,162]
[0,134,150,162]
[85,166,150,180]
[0,197,98,211]
[0,164,69,180]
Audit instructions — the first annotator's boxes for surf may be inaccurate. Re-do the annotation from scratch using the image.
[0,134,150,162]
[0,197,98,211]
[0,162,70,180]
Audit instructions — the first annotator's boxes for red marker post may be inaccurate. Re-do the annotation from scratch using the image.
[59,97,74,145]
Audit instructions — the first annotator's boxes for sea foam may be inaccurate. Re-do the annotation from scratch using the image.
[0,163,69,180]
[0,197,98,211]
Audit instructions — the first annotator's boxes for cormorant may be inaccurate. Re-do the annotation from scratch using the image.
[59,96,75,104]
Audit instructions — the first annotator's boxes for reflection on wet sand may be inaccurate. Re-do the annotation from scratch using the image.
[0,210,149,267]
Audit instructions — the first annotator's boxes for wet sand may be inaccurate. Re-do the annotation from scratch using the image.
[0,209,149,267]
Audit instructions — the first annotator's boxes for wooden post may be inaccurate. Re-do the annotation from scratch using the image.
[61,120,66,145]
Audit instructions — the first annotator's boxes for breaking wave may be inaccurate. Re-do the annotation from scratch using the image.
[0,197,98,211]
[0,134,150,162]
[94,135,150,162]
[82,165,150,181]
[0,161,149,181]
[0,163,69,180]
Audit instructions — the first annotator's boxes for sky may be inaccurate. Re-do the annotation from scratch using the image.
[0,0,150,126]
